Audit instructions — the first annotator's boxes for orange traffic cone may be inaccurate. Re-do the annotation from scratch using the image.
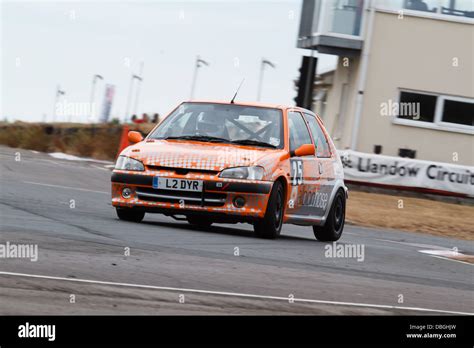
[116,125,130,158]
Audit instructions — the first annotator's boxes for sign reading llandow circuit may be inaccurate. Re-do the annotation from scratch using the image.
[339,150,473,197]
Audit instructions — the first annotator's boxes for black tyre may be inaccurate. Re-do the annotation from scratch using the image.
[254,181,284,239]
[313,189,345,241]
[116,208,145,222]
[187,216,213,228]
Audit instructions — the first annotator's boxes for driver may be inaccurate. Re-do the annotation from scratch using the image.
[196,112,229,139]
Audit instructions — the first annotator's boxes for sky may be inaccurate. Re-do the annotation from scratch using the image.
[1,0,337,122]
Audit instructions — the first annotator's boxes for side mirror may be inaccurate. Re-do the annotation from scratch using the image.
[291,144,315,157]
[128,131,144,144]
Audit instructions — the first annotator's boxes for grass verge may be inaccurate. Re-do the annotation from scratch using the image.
[347,190,474,241]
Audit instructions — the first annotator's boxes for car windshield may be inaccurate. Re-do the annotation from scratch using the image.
[149,102,284,148]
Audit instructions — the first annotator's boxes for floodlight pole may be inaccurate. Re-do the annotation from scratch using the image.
[124,73,142,122]
[133,62,144,116]
[89,74,103,122]
[190,55,209,100]
[257,58,275,102]
[52,85,65,122]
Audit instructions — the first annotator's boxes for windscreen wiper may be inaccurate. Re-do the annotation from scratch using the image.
[161,135,230,143]
[230,139,277,148]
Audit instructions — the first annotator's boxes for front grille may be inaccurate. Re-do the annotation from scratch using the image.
[136,187,226,207]
[146,165,219,176]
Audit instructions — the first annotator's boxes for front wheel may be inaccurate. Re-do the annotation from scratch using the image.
[254,181,284,239]
[116,208,145,222]
[313,189,345,241]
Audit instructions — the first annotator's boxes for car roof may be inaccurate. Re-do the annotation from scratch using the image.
[184,100,315,115]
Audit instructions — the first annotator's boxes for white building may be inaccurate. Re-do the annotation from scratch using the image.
[298,0,473,166]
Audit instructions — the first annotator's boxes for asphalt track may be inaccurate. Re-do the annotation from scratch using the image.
[0,145,472,315]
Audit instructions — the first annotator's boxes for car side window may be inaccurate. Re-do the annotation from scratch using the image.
[304,113,331,158]
[288,111,313,152]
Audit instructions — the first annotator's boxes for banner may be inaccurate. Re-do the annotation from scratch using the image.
[337,150,474,197]
[99,84,115,123]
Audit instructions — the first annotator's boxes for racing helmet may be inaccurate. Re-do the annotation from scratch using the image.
[196,112,228,138]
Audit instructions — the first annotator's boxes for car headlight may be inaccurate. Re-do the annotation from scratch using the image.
[219,166,264,180]
[115,156,145,171]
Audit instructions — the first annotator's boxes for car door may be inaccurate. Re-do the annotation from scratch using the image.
[286,111,319,218]
[302,112,335,220]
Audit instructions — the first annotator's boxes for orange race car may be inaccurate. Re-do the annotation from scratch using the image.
[111,101,348,241]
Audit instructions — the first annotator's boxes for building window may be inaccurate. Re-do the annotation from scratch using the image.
[405,0,434,12]
[397,91,437,122]
[395,89,474,132]
[440,0,474,18]
[441,99,473,126]
[319,0,365,37]
[376,0,474,19]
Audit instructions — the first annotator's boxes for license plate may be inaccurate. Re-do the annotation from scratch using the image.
[153,177,203,192]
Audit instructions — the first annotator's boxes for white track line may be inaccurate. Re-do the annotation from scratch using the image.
[374,238,452,250]
[375,239,473,266]
[424,254,473,266]
[23,181,108,194]
[90,164,109,171]
[0,271,472,315]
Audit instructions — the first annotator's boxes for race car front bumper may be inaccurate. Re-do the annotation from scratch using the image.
[111,171,273,221]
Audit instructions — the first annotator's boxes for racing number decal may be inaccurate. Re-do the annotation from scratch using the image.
[291,159,303,186]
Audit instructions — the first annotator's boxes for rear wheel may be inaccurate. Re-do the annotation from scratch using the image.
[187,216,213,228]
[254,181,284,239]
[313,189,345,241]
[116,208,145,223]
